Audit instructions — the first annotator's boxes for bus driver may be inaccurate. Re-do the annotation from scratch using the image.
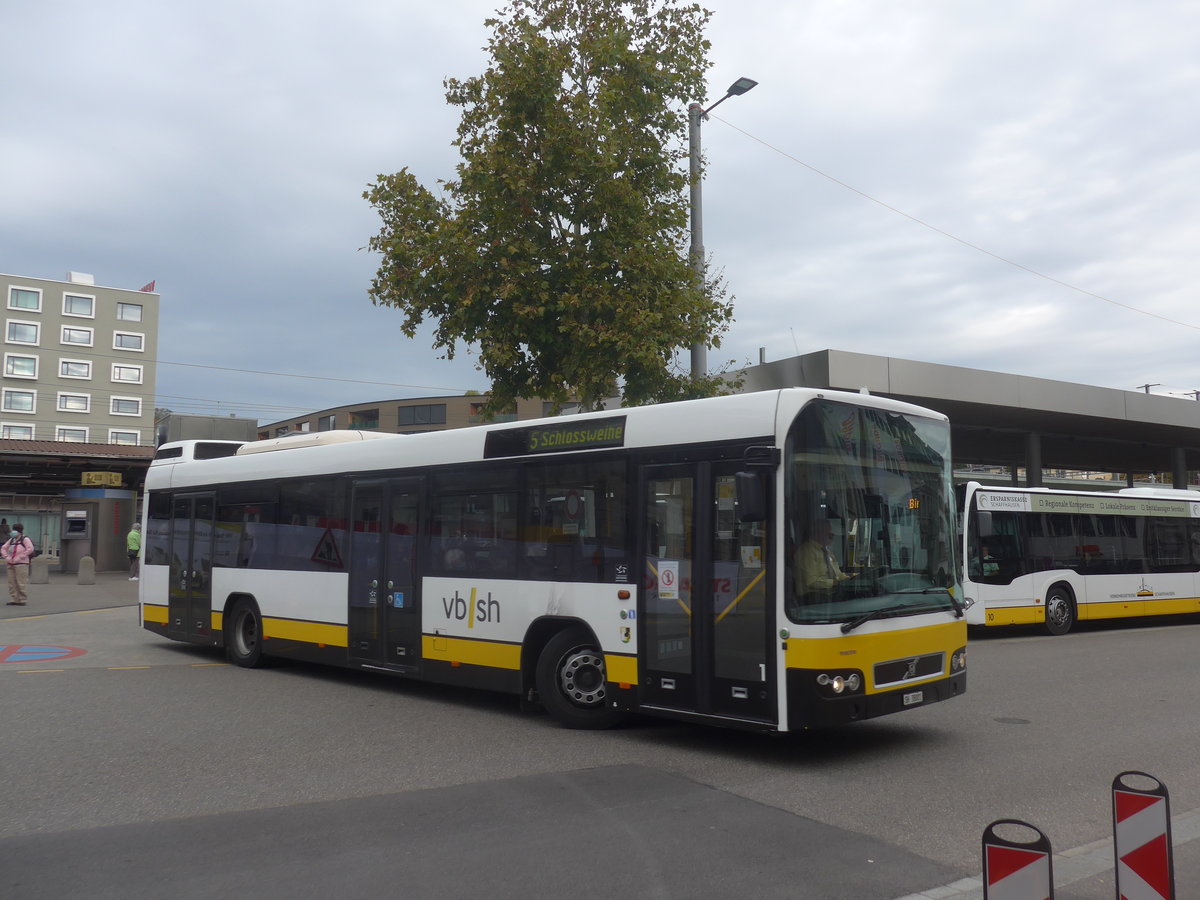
[797,519,852,593]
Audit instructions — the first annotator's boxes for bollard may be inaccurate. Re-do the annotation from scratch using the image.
[29,555,50,584]
[1113,771,1174,899]
[982,819,1054,899]
[77,555,96,585]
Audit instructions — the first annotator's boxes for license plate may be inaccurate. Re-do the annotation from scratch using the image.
[903,691,924,706]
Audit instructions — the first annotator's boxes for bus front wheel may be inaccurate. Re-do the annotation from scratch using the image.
[536,627,625,730]
[1044,587,1075,636]
[226,598,267,667]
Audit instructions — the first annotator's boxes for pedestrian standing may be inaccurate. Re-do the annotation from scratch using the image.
[0,518,10,541]
[2,523,35,606]
[127,522,142,581]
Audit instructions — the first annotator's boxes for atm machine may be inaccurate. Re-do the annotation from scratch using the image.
[60,481,138,573]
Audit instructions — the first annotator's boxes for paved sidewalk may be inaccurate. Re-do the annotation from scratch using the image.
[0,568,138,618]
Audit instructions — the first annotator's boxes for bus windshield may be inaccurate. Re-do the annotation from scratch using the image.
[786,400,959,627]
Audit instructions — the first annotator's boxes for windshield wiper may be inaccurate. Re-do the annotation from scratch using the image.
[893,587,963,617]
[840,604,912,634]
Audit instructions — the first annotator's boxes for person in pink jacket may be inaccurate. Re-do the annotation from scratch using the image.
[2,523,35,606]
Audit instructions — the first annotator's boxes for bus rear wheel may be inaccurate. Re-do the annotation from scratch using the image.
[1044,587,1075,636]
[226,598,267,667]
[536,627,625,730]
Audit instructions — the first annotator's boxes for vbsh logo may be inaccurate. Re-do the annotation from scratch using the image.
[441,588,501,628]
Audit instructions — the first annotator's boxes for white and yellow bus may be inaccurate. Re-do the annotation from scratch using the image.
[959,481,1200,634]
[140,389,966,731]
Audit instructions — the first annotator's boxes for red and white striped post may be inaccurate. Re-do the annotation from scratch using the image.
[1113,771,1174,900]
[982,819,1054,900]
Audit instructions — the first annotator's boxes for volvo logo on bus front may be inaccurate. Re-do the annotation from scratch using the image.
[904,658,919,680]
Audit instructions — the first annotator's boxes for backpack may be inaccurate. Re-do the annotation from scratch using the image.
[9,535,37,558]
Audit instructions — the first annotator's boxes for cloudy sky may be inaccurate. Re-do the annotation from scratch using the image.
[5,0,1199,424]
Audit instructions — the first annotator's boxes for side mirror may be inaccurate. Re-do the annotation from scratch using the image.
[735,471,767,522]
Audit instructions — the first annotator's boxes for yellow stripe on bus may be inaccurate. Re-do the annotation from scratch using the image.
[263,617,348,647]
[785,621,964,692]
[422,634,521,670]
[1081,596,1200,620]
[605,653,638,685]
[984,605,1044,627]
[142,604,169,625]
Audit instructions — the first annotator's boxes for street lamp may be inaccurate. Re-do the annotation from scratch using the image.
[689,77,757,379]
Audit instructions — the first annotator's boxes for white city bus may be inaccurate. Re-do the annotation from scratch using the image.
[958,481,1200,634]
[140,389,966,731]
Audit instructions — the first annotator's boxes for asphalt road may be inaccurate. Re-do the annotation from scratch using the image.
[3,594,1199,899]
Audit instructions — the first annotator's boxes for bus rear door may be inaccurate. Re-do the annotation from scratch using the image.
[168,493,215,641]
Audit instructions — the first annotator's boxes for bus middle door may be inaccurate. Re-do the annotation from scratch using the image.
[348,478,422,670]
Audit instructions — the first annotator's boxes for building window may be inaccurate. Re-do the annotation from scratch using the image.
[57,392,91,413]
[111,363,142,384]
[61,359,92,379]
[109,430,140,445]
[56,426,88,442]
[398,403,447,426]
[6,320,39,345]
[275,426,289,437]
[349,409,378,429]
[116,302,143,322]
[61,325,94,347]
[4,354,38,378]
[7,287,40,312]
[295,421,311,432]
[63,294,95,317]
[113,331,144,351]
[2,389,36,413]
[318,415,335,431]
[1,423,34,439]
[111,396,142,416]
[470,401,516,423]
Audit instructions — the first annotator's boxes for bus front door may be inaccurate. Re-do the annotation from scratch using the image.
[348,478,422,670]
[168,493,215,641]
[640,463,774,723]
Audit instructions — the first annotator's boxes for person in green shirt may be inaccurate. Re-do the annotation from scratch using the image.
[127,523,142,581]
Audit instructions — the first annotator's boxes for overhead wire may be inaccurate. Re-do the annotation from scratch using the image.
[710,113,1200,333]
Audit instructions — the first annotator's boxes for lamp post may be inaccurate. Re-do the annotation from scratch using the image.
[689,76,757,379]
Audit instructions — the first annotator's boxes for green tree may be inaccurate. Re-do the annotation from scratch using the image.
[365,0,735,413]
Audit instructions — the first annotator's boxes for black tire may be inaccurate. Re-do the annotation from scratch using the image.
[535,627,625,729]
[1044,586,1075,636]
[225,598,267,667]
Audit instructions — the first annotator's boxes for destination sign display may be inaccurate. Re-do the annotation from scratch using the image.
[978,491,1200,518]
[484,416,627,458]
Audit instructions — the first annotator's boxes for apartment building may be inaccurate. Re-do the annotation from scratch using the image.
[2,271,158,445]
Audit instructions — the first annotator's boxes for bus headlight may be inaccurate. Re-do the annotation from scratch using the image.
[816,671,862,695]
[950,647,967,672]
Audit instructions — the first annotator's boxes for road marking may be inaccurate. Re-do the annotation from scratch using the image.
[0,644,87,663]
[5,662,233,674]
[896,806,1200,899]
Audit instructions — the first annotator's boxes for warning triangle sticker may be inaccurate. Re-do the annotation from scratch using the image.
[1121,833,1171,898]
[311,528,344,568]
[1115,790,1161,822]
[986,844,1046,884]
